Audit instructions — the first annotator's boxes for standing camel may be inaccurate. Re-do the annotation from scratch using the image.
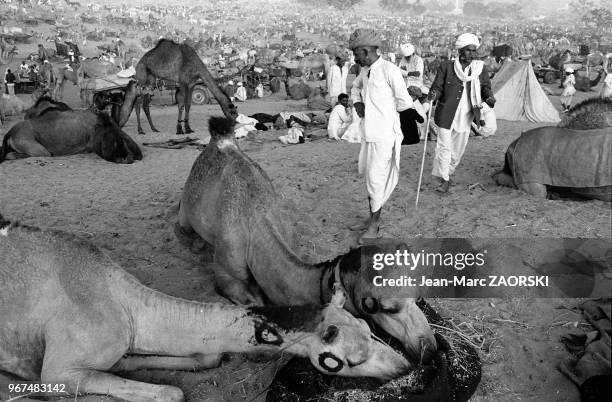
[53,59,119,102]
[110,80,159,134]
[136,39,237,134]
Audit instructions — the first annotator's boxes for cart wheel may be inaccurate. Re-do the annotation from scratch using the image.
[543,71,556,84]
[191,87,210,105]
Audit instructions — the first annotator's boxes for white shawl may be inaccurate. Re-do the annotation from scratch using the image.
[453,59,484,109]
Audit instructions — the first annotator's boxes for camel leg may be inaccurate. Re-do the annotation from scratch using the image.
[518,183,548,198]
[492,172,516,188]
[213,267,264,306]
[135,96,145,135]
[9,136,52,157]
[183,86,194,134]
[143,94,160,132]
[176,87,185,135]
[111,355,222,372]
[211,239,264,305]
[42,369,183,402]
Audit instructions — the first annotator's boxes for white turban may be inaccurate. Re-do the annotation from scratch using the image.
[400,43,415,57]
[455,33,480,49]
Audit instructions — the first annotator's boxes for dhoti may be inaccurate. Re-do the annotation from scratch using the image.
[358,133,402,212]
[432,127,470,181]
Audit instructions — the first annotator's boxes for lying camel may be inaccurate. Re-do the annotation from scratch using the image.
[175,117,437,364]
[0,214,410,402]
[493,126,611,200]
[23,95,71,119]
[0,108,142,164]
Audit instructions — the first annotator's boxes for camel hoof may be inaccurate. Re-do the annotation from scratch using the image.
[152,128,160,133]
[185,128,194,134]
[138,131,146,135]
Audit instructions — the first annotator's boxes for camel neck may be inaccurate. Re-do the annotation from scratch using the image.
[248,218,329,305]
[114,271,315,357]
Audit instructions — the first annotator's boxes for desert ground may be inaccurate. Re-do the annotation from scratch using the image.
[1,31,611,402]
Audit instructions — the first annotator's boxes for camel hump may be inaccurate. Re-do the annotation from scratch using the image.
[559,97,612,129]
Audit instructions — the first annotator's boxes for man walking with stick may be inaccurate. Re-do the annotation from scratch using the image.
[348,29,414,242]
[427,33,495,193]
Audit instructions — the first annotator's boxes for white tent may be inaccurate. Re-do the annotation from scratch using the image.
[492,60,561,123]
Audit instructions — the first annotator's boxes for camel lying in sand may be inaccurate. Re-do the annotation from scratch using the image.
[494,98,612,200]
[0,97,142,164]
[175,117,437,364]
[0,214,409,402]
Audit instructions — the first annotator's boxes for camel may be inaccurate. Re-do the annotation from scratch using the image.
[0,215,410,402]
[111,80,159,135]
[23,95,71,120]
[135,39,237,135]
[492,126,611,201]
[175,117,437,364]
[558,98,612,130]
[0,106,142,164]
[53,59,119,101]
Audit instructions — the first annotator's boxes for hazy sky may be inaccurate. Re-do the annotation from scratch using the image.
[95,0,573,12]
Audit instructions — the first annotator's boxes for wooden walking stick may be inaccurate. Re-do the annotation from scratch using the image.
[415,105,434,207]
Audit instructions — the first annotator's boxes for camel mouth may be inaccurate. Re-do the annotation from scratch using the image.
[268,302,482,400]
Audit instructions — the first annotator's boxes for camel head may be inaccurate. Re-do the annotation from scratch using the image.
[322,245,437,365]
[208,116,236,146]
[304,288,412,380]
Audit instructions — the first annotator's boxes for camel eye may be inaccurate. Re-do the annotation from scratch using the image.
[379,301,401,314]
[361,297,379,314]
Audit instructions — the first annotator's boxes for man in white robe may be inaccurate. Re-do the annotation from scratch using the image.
[327,56,349,107]
[327,93,352,140]
[348,29,414,242]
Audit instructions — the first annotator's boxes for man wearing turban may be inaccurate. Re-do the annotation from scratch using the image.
[427,33,495,193]
[348,29,414,242]
[398,43,424,90]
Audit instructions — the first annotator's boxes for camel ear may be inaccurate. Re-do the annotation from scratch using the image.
[396,242,409,251]
[321,325,339,344]
[330,285,346,308]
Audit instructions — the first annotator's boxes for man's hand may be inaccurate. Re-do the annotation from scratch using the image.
[427,90,437,102]
[485,97,495,108]
[354,102,365,118]
[480,120,486,127]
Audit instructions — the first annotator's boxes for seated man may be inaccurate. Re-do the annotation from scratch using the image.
[327,93,352,140]
[19,61,29,78]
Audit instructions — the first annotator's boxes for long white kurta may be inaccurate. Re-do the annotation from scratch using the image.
[351,57,413,212]
[327,63,349,105]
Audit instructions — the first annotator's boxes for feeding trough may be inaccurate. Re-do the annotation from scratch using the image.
[267,301,482,402]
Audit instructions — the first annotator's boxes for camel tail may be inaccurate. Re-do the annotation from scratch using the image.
[0,132,12,164]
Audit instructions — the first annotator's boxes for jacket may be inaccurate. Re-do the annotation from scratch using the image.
[430,60,494,130]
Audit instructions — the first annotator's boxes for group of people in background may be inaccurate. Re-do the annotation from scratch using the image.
[319,30,498,243]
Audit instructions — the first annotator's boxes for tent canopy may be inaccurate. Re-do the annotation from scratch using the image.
[492,60,560,123]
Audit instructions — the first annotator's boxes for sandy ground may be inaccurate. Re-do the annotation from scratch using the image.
[1,23,611,402]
